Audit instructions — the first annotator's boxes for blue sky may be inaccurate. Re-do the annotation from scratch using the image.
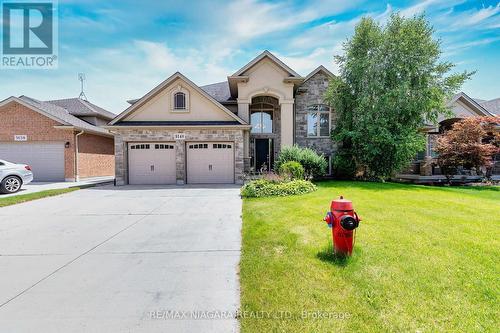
[1,0,499,113]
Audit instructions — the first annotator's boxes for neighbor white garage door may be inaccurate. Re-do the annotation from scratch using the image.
[187,142,234,184]
[128,143,176,185]
[0,142,65,181]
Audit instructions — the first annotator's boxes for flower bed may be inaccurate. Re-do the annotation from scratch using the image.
[240,179,317,198]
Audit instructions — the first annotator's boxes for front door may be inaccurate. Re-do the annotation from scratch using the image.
[255,138,273,172]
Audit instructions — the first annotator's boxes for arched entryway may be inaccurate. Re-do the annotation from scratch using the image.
[249,96,280,172]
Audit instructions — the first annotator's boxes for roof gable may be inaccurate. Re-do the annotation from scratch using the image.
[0,96,68,125]
[0,96,111,136]
[110,72,246,125]
[448,92,495,117]
[303,65,334,83]
[231,50,300,78]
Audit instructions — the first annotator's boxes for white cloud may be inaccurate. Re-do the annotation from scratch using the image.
[275,47,341,76]
[432,3,500,31]
[464,3,500,25]
[133,40,232,82]
[400,0,465,17]
[442,36,500,57]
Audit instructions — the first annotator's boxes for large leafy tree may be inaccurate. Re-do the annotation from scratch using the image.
[326,14,473,180]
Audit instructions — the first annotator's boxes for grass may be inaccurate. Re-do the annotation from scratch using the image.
[0,187,80,208]
[240,181,500,332]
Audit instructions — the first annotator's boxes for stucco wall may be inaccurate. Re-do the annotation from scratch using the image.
[124,78,235,122]
[237,58,294,102]
[0,102,76,179]
[438,99,483,122]
[295,71,337,158]
[113,128,245,185]
[78,133,115,178]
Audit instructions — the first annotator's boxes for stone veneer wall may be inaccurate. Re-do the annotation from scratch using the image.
[295,71,337,161]
[113,128,245,185]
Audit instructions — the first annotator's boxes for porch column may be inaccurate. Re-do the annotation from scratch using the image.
[280,100,294,148]
[238,100,251,171]
[114,135,127,185]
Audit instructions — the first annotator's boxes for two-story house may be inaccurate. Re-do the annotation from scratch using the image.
[107,51,335,185]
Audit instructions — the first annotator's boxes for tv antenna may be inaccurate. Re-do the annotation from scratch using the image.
[78,73,88,100]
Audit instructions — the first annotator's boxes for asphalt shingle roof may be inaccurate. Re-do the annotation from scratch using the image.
[200,81,233,103]
[18,96,110,135]
[47,98,116,120]
[479,98,500,115]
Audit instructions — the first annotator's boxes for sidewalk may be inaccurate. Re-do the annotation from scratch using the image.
[0,176,114,198]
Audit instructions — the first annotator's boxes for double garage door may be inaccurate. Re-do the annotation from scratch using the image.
[0,142,65,181]
[128,142,234,185]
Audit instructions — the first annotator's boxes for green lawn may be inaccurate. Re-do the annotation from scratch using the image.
[240,181,500,332]
[0,187,80,208]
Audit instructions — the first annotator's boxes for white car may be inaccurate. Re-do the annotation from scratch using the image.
[0,159,34,194]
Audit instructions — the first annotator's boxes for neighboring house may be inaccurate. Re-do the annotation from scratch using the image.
[107,51,335,185]
[0,96,115,181]
[397,92,500,182]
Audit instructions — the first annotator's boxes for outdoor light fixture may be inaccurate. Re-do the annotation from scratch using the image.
[65,142,70,148]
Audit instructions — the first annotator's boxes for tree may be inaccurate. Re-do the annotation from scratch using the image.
[435,117,499,181]
[326,13,473,180]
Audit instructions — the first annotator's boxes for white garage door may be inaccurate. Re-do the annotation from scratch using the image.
[0,142,65,181]
[187,142,234,184]
[128,143,176,185]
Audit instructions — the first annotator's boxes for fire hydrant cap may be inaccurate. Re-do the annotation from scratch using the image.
[331,197,353,211]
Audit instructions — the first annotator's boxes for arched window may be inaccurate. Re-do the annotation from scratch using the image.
[174,92,186,110]
[250,96,278,134]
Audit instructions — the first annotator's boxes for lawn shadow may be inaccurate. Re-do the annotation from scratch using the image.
[316,245,352,267]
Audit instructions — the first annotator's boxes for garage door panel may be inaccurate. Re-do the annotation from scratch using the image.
[187,142,234,184]
[0,142,65,181]
[128,143,176,185]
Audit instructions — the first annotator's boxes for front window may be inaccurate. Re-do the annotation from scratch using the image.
[251,111,273,133]
[307,104,330,137]
[174,92,186,110]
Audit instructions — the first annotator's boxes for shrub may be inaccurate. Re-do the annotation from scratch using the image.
[274,145,327,179]
[278,161,304,180]
[240,179,317,198]
[333,151,356,179]
[436,116,499,182]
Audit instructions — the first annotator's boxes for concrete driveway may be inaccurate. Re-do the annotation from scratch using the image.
[0,185,242,332]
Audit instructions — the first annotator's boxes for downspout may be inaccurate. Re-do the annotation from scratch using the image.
[74,130,84,182]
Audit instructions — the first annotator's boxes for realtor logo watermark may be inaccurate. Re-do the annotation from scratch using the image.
[1,0,58,69]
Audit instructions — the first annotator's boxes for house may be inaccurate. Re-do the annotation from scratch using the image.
[107,50,498,185]
[0,96,115,181]
[397,92,500,182]
[107,51,335,185]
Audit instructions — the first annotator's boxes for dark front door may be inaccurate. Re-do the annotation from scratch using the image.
[255,138,273,172]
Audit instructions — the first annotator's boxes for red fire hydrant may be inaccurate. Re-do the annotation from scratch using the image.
[323,196,361,256]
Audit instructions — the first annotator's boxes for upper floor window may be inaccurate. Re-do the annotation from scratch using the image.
[170,85,189,112]
[307,104,330,137]
[250,111,273,134]
[174,92,186,110]
[250,98,276,134]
